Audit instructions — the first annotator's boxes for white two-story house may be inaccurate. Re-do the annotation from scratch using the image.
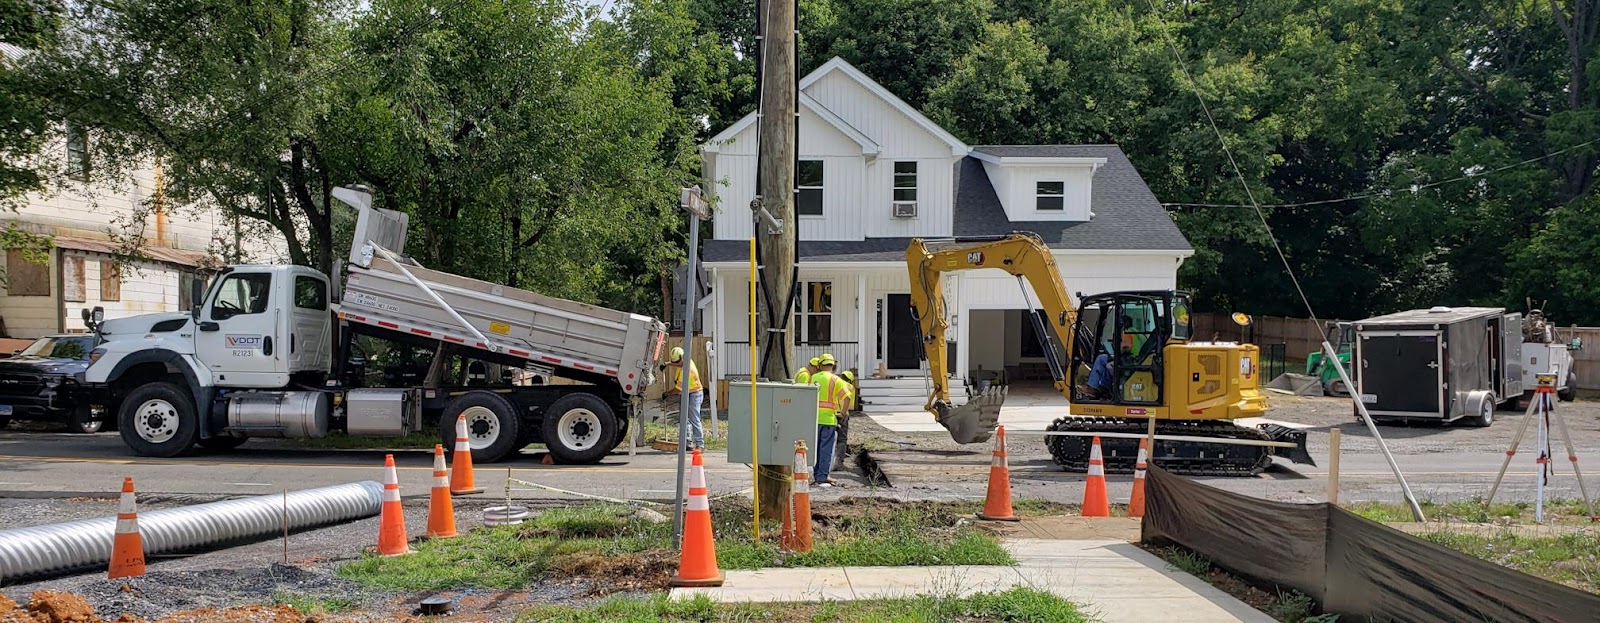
[698,57,1192,407]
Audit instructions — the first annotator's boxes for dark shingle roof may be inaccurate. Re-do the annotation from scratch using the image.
[702,144,1190,263]
[956,145,1191,250]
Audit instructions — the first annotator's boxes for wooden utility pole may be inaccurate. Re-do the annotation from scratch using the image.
[753,0,797,521]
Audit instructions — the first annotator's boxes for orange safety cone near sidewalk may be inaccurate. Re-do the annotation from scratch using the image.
[977,426,1020,521]
[427,444,458,539]
[782,441,814,552]
[449,414,484,495]
[1129,438,1149,518]
[1082,436,1110,517]
[108,477,146,579]
[669,449,723,587]
[377,454,413,556]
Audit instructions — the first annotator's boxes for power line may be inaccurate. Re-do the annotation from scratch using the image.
[1162,137,1600,209]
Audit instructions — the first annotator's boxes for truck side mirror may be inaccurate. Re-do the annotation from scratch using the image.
[81,308,93,329]
[190,277,205,320]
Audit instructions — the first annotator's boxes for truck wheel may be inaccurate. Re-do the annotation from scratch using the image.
[1326,379,1349,397]
[542,393,617,464]
[0,417,9,429]
[198,435,249,451]
[118,382,199,457]
[437,391,522,463]
[66,407,103,434]
[1560,373,1578,402]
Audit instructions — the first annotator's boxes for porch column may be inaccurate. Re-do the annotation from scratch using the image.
[710,267,723,381]
[957,306,970,382]
[857,275,867,374]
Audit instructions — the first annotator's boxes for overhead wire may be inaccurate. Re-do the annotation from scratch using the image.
[1140,0,1428,520]
[1162,137,1600,209]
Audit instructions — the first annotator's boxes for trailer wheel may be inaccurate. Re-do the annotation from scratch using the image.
[438,391,523,463]
[118,382,199,457]
[542,393,617,464]
[1466,391,1495,427]
[1559,373,1578,402]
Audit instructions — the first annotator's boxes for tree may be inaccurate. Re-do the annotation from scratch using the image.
[799,0,991,107]
[0,0,60,208]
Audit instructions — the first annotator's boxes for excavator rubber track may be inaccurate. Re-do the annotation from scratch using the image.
[1045,417,1283,477]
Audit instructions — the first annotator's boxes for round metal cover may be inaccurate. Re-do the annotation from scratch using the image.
[419,597,451,615]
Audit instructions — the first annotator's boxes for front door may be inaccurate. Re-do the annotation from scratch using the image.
[885,294,920,369]
[196,269,288,387]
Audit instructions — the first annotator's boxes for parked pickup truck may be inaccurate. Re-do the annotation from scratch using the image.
[0,333,108,433]
[81,185,666,464]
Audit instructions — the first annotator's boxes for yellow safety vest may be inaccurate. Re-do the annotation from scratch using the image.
[670,361,702,393]
[793,367,813,385]
[812,371,854,426]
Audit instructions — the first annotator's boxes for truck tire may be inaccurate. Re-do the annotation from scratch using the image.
[1560,373,1578,402]
[542,393,617,465]
[66,406,103,434]
[0,416,9,429]
[118,382,199,457]
[1326,379,1349,397]
[198,435,249,451]
[437,391,523,463]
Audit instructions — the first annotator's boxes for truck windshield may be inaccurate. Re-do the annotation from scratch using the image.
[20,336,96,360]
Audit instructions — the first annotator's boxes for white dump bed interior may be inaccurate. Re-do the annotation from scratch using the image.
[333,199,665,395]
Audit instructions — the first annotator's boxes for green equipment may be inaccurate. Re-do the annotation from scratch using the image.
[1305,321,1355,396]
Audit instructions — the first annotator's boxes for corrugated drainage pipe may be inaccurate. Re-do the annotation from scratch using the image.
[0,481,383,583]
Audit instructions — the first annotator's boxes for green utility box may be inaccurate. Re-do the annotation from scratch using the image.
[726,381,818,466]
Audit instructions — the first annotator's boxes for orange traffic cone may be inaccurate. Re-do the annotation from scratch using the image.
[108,477,146,579]
[669,449,723,587]
[449,414,483,495]
[1129,438,1149,518]
[377,454,412,556]
[1082,436,1110,517]
[427,445,458,539]
[782,440,814,552]
[977,426,1019,521]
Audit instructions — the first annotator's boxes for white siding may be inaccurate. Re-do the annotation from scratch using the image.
[861,156,957,238]
[803,72,954,157]
[0,249,189,338]
[957,253,1181,310]
[980,160,1098,222]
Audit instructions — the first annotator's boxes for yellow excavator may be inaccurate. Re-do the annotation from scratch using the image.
[907,232,1314,476]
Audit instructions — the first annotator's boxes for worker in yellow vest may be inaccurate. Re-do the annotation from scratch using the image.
[838,369,858,461]
[810,353,853,487]
[793,357,821,384]
[662,346,705,449]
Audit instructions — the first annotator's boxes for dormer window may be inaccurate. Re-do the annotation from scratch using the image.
[798,160,825,216]
[1036,182,1065,211]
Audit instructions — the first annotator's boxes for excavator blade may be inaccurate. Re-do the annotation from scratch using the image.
[936,386,1007,444]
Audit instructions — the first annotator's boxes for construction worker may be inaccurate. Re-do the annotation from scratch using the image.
[837,369,858,462]
[662,346,705,449]
[793,357,821,384]
[810,353,853,487]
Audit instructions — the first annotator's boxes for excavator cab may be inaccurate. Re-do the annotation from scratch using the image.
[1068,291,1192,406]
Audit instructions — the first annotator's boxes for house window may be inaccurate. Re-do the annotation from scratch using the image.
[794,281,832,345]
[6,249,50,296]
[294,275,327,310]
[65,122,90,181]
[1036,181,1065,210]
[894,161,917,202]
[99,260,121,302]
[62,256,85,303]
[797,160,824,216]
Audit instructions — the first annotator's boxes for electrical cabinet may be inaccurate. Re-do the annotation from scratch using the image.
[726,381,818,466]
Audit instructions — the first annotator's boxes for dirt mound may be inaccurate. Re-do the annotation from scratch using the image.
[0,593,308,623]
[25,591,96,623]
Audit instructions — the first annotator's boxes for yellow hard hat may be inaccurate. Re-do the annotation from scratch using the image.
[818,353,836,366]
[809,357,821,367]
[669,346,684,362]
[841,370,855,383]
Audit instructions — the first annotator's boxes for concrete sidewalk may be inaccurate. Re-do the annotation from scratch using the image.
[670,539,1274,623]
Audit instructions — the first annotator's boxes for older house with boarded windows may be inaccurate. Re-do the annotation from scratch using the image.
[697,57,1193,411]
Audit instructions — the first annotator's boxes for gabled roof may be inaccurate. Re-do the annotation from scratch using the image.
[702,92,881,157]
[799,57,968,156]
[957,145,1192,251]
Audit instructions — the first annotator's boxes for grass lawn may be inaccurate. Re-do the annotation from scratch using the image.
[515,588,1089,623]
[1417,529,1600,593]
[643,419,729,451]
[338,500,1015,592]
[1343,497,1597,525]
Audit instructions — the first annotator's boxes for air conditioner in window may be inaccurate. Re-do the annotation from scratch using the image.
[892,201,918,218]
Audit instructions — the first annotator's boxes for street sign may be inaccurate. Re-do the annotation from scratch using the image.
[681,186,711,220]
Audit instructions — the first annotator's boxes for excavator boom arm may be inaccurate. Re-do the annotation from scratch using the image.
[906,233,1080,441]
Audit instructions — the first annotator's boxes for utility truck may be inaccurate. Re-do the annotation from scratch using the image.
[83,186,666,464]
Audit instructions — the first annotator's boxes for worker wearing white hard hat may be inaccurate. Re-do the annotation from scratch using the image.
[662,346,705,449]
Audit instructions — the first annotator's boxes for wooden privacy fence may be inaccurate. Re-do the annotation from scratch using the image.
[1195,312,1600,391]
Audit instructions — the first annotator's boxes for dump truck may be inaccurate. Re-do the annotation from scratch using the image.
[82,186,666,464]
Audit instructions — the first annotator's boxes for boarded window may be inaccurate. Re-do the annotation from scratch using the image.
[62,256,86,302]
[797,160,824,216]
[1036,181,1065,211]
[98,260,121,302]
[6,249,50,296]
[894,161,918,202]
[65,122,90,181]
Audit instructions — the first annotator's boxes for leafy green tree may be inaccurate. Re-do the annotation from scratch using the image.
[799,0,992,107]
[0,0,59,208]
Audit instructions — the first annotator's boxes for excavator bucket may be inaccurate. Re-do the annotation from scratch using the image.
[935,385,1008,444]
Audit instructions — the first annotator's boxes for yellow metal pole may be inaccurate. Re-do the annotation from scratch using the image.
[750,236,760,539]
